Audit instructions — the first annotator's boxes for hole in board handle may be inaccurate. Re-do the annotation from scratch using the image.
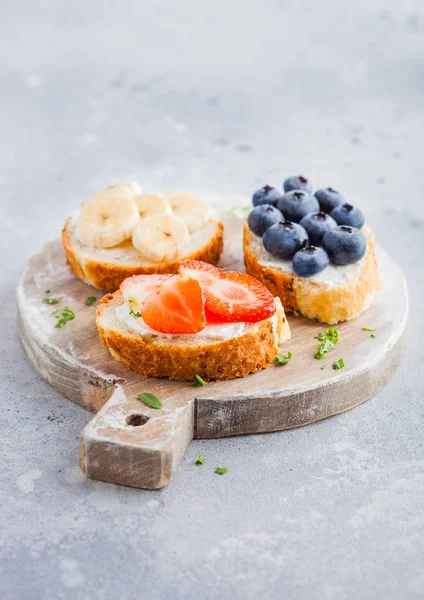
[126,414,150,427]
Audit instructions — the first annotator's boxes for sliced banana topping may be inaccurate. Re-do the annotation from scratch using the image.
[99,181,142,198]
[166,192,215,233]
[132,214,189,262]
[134,193,171,219]
[77,192,140,248]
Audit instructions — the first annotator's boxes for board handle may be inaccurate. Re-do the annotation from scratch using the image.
[79,385,194,489]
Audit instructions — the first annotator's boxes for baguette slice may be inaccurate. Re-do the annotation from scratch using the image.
[62,216,224,292]
[243,223,380,324]
[96,291,291,381]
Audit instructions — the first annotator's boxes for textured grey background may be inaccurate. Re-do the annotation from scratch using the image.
[1,1,423,599]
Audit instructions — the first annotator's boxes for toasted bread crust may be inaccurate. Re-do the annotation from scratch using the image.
[243,223,380,324]
[96,291,281,381]
[62,220,224,292]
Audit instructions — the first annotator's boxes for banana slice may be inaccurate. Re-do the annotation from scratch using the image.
[77,192,140,248]
[132,215,189,262]
[166,192,215,233]
[134,193,171,219]
[99,181,142,198]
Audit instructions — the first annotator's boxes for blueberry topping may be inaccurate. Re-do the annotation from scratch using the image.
[283,175,313,193]
[252,185,281,207]
[299,211,337,246]
[330,203,365,229]
[322,226,367,265]
[277,190,320,223]
[248,204,284,237]
[314,187,344,213]
[263,221,309,260]
[292,246,330,277]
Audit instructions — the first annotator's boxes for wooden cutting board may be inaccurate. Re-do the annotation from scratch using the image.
[17,201,408,489]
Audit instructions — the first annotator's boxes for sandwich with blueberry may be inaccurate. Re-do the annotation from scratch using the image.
[243,176,380,324]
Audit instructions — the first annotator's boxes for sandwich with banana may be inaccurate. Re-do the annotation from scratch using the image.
[62,182,224,291]
[96,260,291,381]
[243,176,380,324]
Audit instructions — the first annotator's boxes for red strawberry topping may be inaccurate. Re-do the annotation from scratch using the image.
[142,275,206,334]
[120,274,171,296]
[179,261,276,323]
[204,271,276,322]
[179,260,222,287]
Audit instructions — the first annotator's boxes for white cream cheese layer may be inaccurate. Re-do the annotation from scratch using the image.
[247,226,372,288]
[115,298,283,342]
[115,304,250,340]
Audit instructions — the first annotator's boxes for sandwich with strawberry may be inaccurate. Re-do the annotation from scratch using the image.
[96,261,291,381]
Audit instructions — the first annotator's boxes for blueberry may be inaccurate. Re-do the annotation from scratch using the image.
[299,212,337,246]
[263,221,309,260]
[283,175,312,193]
[322,226,367,265]
[248,204,284,237]
[292,246,330,278]
[330,203,365,229]
[314,187,344,213]
[277,190,319,223]
[252,185,281,207]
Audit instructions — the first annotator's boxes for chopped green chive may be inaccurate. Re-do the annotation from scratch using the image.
[362,326,375,332]
[193,374,206,386]
[73,516,79,521]
[274,351,292,366]
[371,333,376,338]
[332,358,345,370]
[215,467,228,475]
[315,338,335,359]
[44,297,63,305]
[315,328,339,359]
[129,306,141,318]
[45,289,51,294]
[55,307,75,328]
[315,329,339,343]
[196,455,205,465]
[321,365,326,370]
[128,298,141,317]
[85,296,96,306]
[137,393,163,409]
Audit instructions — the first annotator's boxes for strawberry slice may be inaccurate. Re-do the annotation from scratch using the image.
[120,274,171,310]
[142,275,206,334]
[179,261,226,323]
[204,272,276,322]
[179,260,222,287]
[179,260,276,323]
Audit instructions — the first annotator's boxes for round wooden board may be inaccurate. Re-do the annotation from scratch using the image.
[17,200,408,489]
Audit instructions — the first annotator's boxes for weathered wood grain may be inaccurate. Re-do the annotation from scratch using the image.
[17,204,408,488]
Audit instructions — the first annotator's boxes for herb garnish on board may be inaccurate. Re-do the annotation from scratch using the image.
[53,307,75,328]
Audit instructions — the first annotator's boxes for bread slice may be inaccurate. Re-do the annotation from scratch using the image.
[243,223,380,324]
[62,216,224,292]
[96,291,291,381]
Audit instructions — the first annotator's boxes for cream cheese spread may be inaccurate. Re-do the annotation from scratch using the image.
[115,304,251,340]
[246,226,372,288]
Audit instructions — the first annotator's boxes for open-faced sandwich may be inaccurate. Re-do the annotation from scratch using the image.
[62,182,224,291]
[96,260,291,381]
[243,176,380,324]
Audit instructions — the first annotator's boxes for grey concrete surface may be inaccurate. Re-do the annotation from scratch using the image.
[1,1,423,599]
